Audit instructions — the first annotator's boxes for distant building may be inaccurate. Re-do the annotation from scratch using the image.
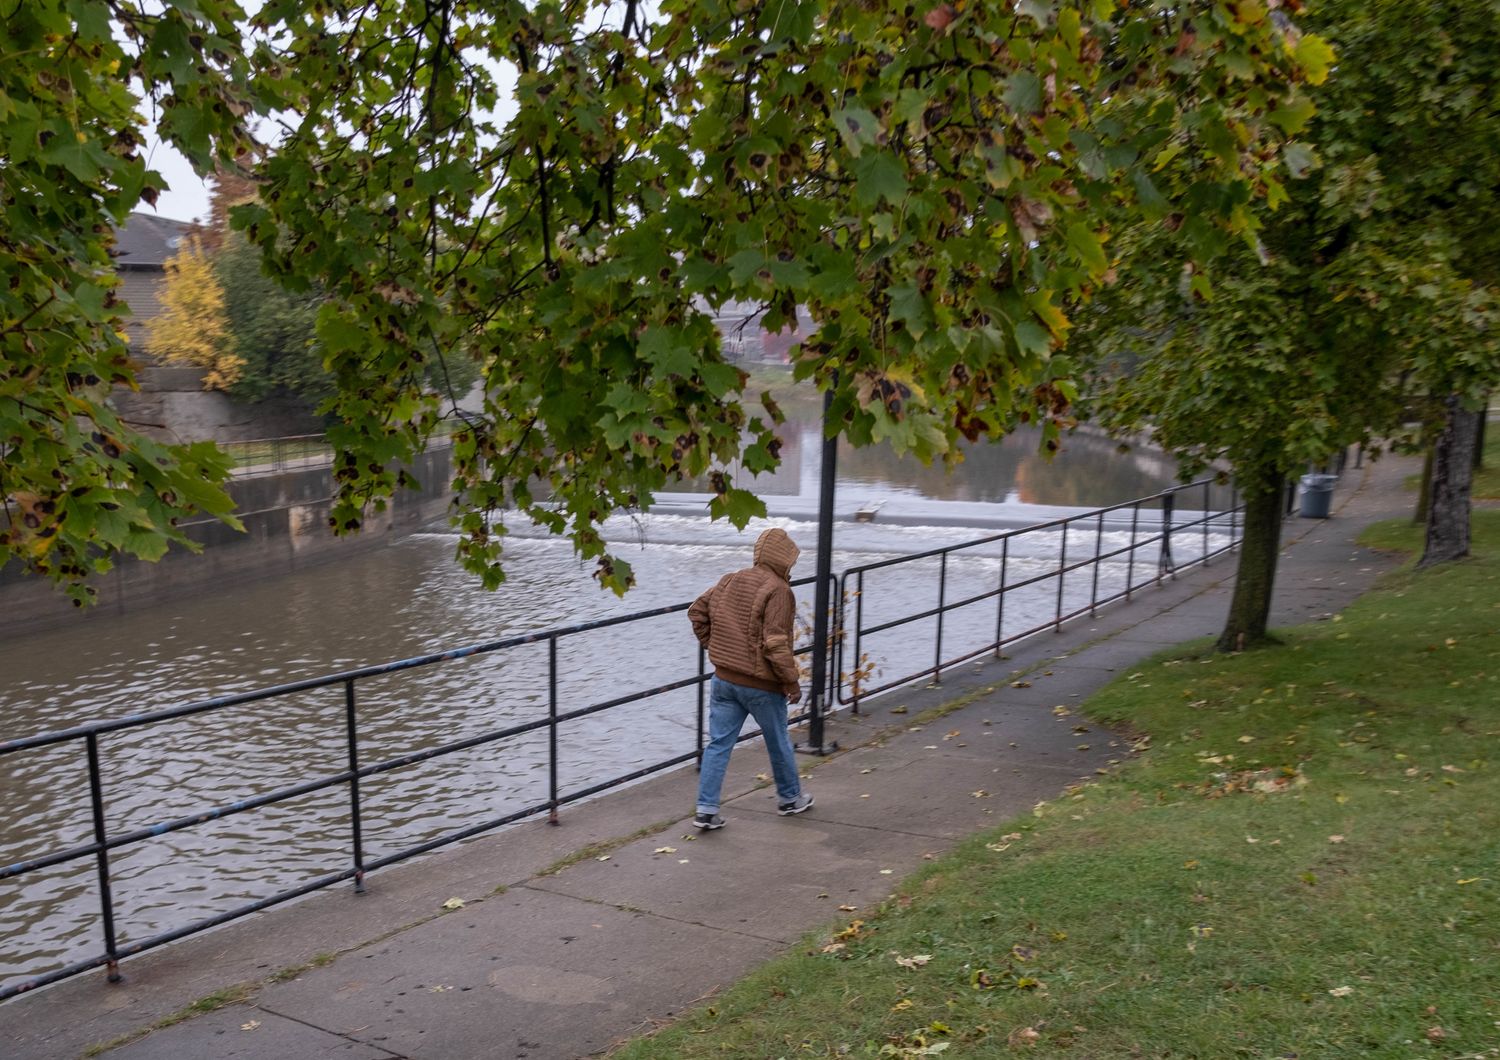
[706,298,805,364]
[110,212,198,351]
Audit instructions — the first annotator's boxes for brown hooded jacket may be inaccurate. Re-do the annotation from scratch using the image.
[688,528,801,695]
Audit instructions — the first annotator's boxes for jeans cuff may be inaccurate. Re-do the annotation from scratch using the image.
[696,805,718,816]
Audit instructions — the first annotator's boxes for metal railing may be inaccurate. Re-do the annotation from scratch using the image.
[223,432,455,477]
[221,434,333,476]
[1,478,1243,1001]
[0,576,831,1002]
[834,479,1242,707]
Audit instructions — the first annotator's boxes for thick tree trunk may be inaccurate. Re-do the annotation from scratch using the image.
[1217,471,1285,652]
[1419,394,1477,568]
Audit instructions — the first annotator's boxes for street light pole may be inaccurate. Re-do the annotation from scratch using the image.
[798,382,839,756]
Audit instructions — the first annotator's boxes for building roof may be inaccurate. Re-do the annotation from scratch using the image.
[111,212,199,269]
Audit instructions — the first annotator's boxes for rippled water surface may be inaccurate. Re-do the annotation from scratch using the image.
[1,430,1236,992]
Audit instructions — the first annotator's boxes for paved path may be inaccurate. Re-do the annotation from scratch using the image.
[3,453,1420,1060]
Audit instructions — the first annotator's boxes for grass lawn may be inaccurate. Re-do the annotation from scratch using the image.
[612,512,1500,1059]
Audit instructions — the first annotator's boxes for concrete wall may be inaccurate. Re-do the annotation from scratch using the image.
[111,366,325,444]
[0,447,454,638]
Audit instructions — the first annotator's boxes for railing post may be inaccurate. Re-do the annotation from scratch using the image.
[85,733,123,983]
[1201,481,1210,565]
[1053,522,1068,631]
[933,552,948,685]
[852,571,866,714]
[1125,503,1140,599]
[548,637,560,824]
[1089,512,1104,614]
[344,679,366,895]
[696,643,706,770]
[1158,492,1175,584]
[994,539,1008,657]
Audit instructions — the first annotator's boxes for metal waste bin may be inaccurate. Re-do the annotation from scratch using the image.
[1298,474,1336,518]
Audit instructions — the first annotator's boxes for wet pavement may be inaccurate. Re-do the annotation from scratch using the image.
[2,452,1419,1060]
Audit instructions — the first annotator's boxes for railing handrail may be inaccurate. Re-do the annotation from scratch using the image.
[837,476,1227,577]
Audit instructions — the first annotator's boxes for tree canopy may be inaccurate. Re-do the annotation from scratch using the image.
[1075,0,1500,648]
[3,0,1327,603]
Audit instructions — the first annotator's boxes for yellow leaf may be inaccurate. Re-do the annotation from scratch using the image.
[441,897,465,910]
[891,998,914,1011]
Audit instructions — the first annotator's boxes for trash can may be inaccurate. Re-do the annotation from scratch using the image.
[1298,474,1336,518]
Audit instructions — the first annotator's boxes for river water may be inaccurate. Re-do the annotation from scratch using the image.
[0,423,1235,993]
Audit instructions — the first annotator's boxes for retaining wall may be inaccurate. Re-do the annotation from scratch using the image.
[0,447,453,638]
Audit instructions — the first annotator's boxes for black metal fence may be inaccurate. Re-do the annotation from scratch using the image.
[1,479,1241,1002]
[834,480,1241,706]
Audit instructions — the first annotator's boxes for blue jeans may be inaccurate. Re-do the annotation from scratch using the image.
[696,677,801,815]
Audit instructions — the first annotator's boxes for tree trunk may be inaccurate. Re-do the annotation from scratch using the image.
[1419,393,1478,568]
[1474,399,1488,470]
[1217,471,1285,652]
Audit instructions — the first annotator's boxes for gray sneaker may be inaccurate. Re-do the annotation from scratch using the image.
[777,792,814,816]
[693,812,725,830]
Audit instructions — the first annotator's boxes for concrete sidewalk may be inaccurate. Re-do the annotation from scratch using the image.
[4,453,1421,1060]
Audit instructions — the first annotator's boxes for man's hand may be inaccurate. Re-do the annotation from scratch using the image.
[785,685,803,705]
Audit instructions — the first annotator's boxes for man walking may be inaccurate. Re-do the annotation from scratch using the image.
[687,526,814,829]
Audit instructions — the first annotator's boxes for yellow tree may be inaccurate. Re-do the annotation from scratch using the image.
[148,238,242,391]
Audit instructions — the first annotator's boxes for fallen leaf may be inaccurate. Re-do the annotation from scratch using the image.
[986,842,1011,852]
[1426,1026,1447,1041]
[441,897,466,910]
[755,772,771,782]
[838,904,858,912]
[1183,859,1200,869]
[240,1020,261,1031]
[1011,680,1031,688]
[821,941,846,954]
[943,729,961,740]
[1456,877,1485,885]
[1328,835,1346,844]
[861,768,874,774]
[677,858,690,864]
[1441,764,1465,774]
[1001,832,1023,841]
[895,953,933,968]
[430,984,452,992]
[1052,706,1071,716]
[596,855,611,861]
[890,705,908,714]
[1328,985,1354,997]
[1238,735,1255,743]
[880,868,894,875]
[971,790,990,798]
[891,997,914,1011]
[924,745,939,750]
[1008,1026,1041,1047]
[653,846,677,854]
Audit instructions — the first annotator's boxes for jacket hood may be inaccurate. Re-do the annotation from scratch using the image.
[753,528,800,580]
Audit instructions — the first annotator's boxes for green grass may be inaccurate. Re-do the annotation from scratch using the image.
[610,511,1500,1059]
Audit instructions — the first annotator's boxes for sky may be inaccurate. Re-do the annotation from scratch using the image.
[141,134,211,224]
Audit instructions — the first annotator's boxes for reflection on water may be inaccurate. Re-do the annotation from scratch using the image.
[1,430,1223,992]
